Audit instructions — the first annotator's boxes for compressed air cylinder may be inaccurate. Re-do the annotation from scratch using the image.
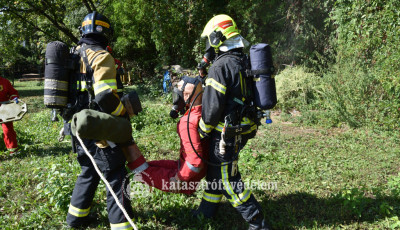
[44,41,70,108]
[250,43,277,110]
[71,109,132,143]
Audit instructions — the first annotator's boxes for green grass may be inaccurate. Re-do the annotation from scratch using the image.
[1,80,400,229]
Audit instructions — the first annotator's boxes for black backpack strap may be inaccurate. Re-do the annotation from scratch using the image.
[80,44,94,75]
[246,67,275,76]
[79,44,96,109]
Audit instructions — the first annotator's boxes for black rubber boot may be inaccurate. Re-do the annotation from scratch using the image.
[248,213,271,230]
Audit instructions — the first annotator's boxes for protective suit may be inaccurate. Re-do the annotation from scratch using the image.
[0,76,19,153]
[66,12,135,230]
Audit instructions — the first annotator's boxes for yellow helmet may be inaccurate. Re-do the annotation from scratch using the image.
[201,14,239,49]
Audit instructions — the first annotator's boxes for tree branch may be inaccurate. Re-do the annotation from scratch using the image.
[7,7,63,43]
[24,1,79,44]
[88,0,97,12]
[82,0,92,13]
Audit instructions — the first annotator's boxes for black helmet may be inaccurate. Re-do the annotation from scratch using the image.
[80,11,113,39]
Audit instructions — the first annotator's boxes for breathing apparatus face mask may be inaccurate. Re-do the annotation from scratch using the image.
[121,91,142,118]
[170,87,186,119]
[197,40,216,71]
[169,76,201,119]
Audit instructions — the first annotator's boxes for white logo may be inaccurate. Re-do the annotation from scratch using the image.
[96,25,103,32]
[122,171,154,200]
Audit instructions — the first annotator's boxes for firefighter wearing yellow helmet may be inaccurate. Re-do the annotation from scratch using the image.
[195,15,270,230]
[201,14,240,49]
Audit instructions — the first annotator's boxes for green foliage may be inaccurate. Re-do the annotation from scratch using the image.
[317,63,379,128]
[275,66,321,113]
[332,188,369,218]
[388,173,400,198]
[0,0,340,79]
[328,0,400,129]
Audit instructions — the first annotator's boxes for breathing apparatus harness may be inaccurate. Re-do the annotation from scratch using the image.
[175,71,245,167]
[185,49,268,166]
[186,88,242,167]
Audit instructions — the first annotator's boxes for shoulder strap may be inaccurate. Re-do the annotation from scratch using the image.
[80,44,109,77]
[80,44,94,75]
[79,44,96,108]
[246,68,275,76]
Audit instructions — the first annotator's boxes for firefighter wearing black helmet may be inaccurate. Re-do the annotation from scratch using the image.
[194,15,270,230]
[66,11,135,229]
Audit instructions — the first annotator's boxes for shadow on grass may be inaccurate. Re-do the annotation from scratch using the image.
[260,191,400,229]
[17,88,44,98]
[125,199,246,230]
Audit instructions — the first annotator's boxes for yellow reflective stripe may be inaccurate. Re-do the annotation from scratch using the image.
[241,117,257,134]
[215,122,225,132]
[204,192,223,198]
[214,118,257,134]
[242,117,251,124]
[203,192,223,203]
[110,220,134,230]
[77,81,89,92]
[82,20,92,27]
[111,101,124,116]
[93,79,117,95]
[44,95,67,99]
[45,79,68,91]
[229,189,252,207]
[95,20,110,28]
[221,164,241,205]
[44,95,68,106]
[68,204,90,217]
[205,78,226,94]
[199,118,214,133]
[241,124,257,134]
[239,189,252,201]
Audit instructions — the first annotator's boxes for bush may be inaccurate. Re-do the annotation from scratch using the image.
[275,66,322,113]
[329,0,400,129]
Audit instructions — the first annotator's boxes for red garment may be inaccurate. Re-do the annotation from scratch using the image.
[0,77,19,101]
[142,105,209,194]
[2,122,17,149]
[0,77,19,150]
[114,58,122,69]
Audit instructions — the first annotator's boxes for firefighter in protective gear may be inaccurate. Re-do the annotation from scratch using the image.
[194,15,270,230]
[0,76,19,155]
[66,12,135,229]
[128,76,209,194]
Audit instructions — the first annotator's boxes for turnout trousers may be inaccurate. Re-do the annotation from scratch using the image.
[66,137,135,230]
[196,131,263,222]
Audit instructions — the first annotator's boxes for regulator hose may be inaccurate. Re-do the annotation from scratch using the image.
[75,134,138,230]
[186,90,239,167]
